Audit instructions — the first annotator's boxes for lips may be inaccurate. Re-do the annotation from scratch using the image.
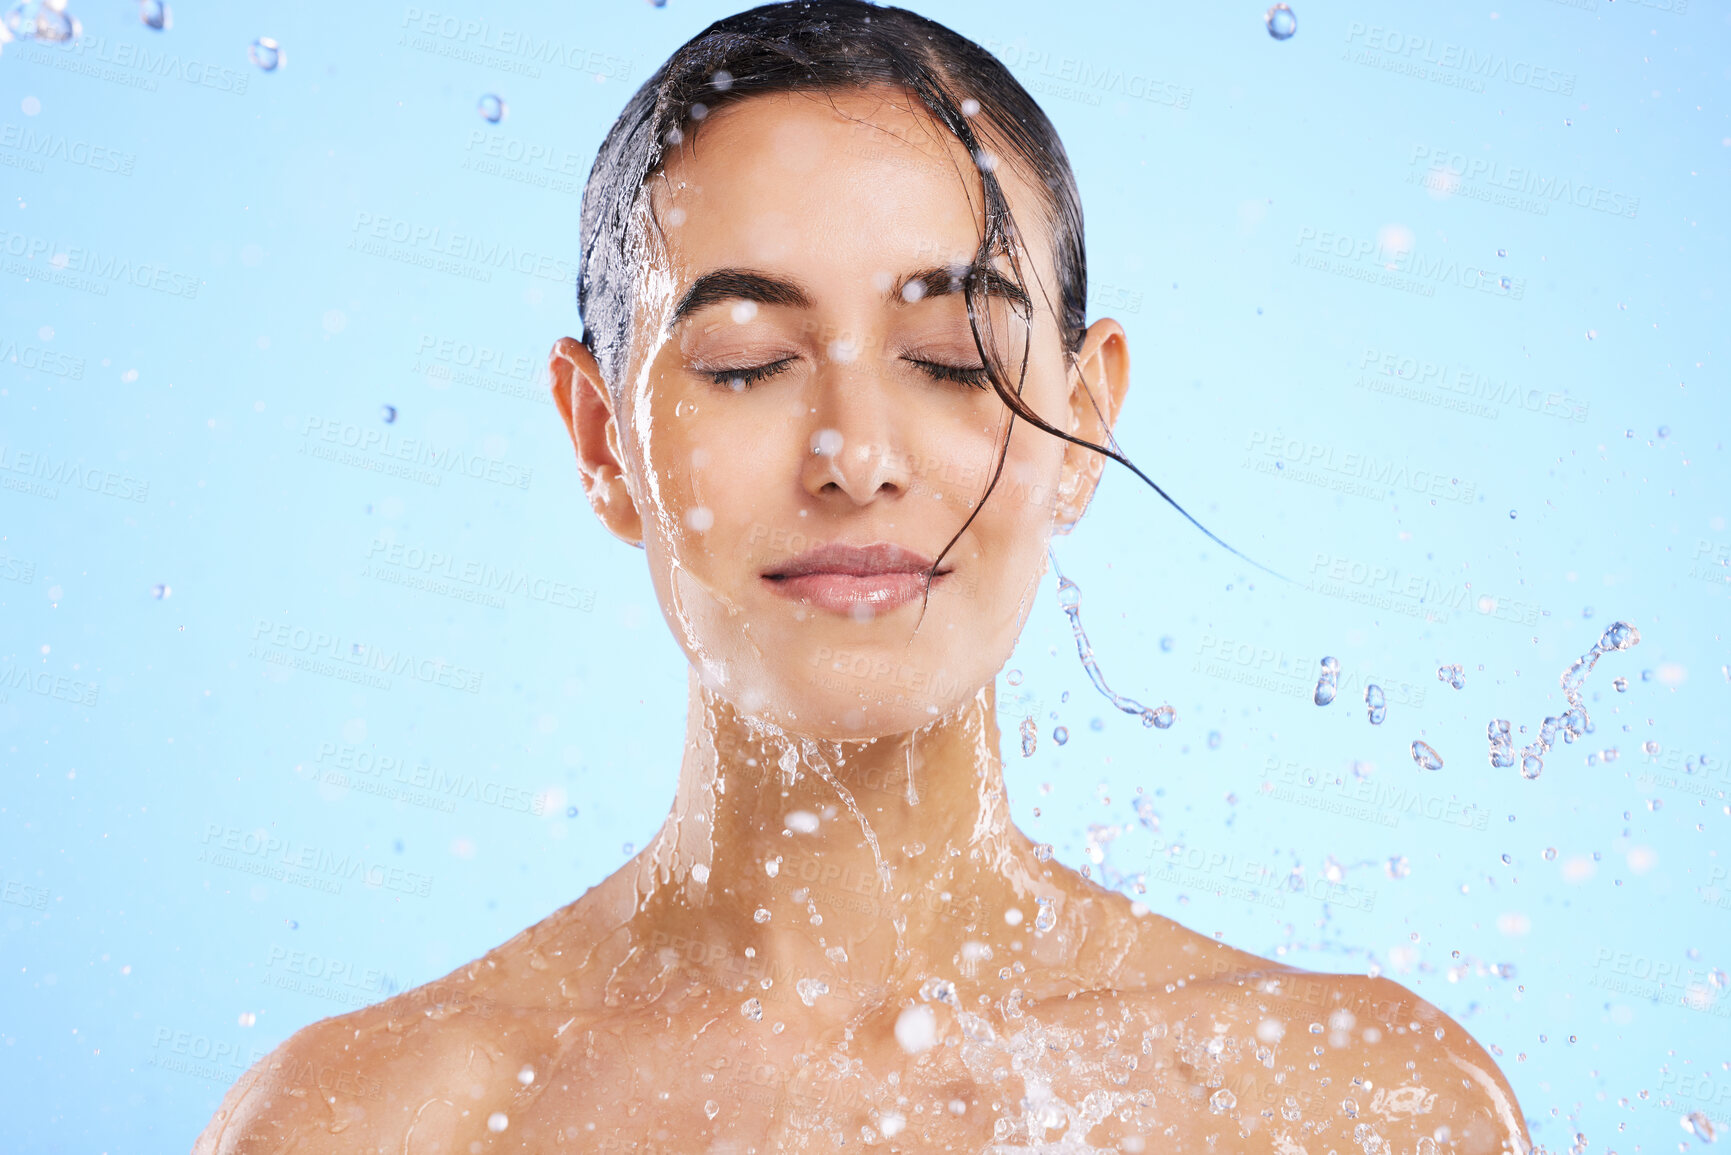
[762,542,951,614]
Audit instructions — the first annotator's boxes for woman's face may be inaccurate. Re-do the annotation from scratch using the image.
[560,87,1126,740]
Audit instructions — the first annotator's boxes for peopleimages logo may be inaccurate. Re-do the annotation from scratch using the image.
[0,443,149,503]
[0,123,136,175]
[249,618,484,695]
[0,230,200,299]
[1342,23,1576,96]
[1408,145,1639,220]
[25,33,251,95]
[349,212,576,286]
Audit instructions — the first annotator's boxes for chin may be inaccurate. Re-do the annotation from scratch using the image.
[710,665,974,744]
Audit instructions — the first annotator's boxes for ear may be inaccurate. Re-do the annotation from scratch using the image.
[1052,318,1130,535]
[549,336,644,548]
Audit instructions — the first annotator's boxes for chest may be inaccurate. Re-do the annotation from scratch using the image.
[505,995,1175,1151]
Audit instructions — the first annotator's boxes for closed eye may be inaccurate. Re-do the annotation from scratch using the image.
[907,358,991,389]
[702,356,993,391]
[706,357,797,390]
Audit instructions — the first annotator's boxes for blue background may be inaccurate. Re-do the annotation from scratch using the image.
[1,0,1726,1149]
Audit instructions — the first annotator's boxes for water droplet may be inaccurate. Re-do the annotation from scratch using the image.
[1264,3,1296,40]
[381,404,397,423]
[517,1064,535,1085]
[1509,509,1518,519]
[1497,248,1508,258]
[1598,621,1640,651]
[1052,725,1068,746]
[1543,847,1557,861]
[1033,843,1053,862]
[740,997,763,1021]
[1314,656,1339,706]
[151,583,171,599]
[704,1100,720,1119]
[1159,635,1174,652]
[1151,704,1175,730]
[1034,896,1057,932]
[139,0,169,31]
[1684,1111,1718,1142]
[894,1004,937,1053]
[796,978,829,1006]
[753,907,771,924]
[1385,855,1410,879]
[285,919,298,929]
[1207,729,1222,749]
[5,0,80,41]
[1642,740,1660,755]
[486,1112,509,1133]
[477,93,506,123]
[1019,716,1037,757]
[248,36,282,71]
[1520,753,1543,780]
[1365,683,1386,725]
[1411,740,1443,771]
[1613,676,1628,692]
[1006,668,1023,686]
[1499,277,1511,290]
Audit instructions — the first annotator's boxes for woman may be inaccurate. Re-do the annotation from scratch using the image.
[196,2,1529,1150]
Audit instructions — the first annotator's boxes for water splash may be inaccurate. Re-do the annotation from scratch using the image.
[3,0,80,42]
[1313,656,1339,706]
[1411,740,1443,771]
[1265,3,1297,40]
[798,737,891,894]
[1049,551,1173,729]
[248,36,282,71]
[1364,683,1386,725]
[1019,716,1037,757]
[1486,719,1515,768]
[1512,620,1640,780]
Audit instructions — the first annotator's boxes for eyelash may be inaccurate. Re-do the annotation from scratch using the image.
[705,358,992,391]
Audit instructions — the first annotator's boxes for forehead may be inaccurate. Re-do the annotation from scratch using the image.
[649,87,1056,289]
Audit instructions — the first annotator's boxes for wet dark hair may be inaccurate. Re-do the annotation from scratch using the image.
[576,0,1275,583]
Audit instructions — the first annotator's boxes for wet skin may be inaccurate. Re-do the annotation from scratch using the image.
[195,88,1528,1153]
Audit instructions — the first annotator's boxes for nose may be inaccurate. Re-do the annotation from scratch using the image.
[798,357,912,506]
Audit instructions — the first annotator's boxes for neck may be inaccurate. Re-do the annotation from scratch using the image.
[631,669,1054,1009]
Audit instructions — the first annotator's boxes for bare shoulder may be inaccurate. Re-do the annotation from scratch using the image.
[1178,963,1529,1153]
[191,888,632,1154]
[188,980,500,1155]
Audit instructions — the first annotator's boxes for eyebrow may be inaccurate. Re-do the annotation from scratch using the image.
[666,263,1032,331]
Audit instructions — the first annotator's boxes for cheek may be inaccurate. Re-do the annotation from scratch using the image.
[649,419,781,557]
